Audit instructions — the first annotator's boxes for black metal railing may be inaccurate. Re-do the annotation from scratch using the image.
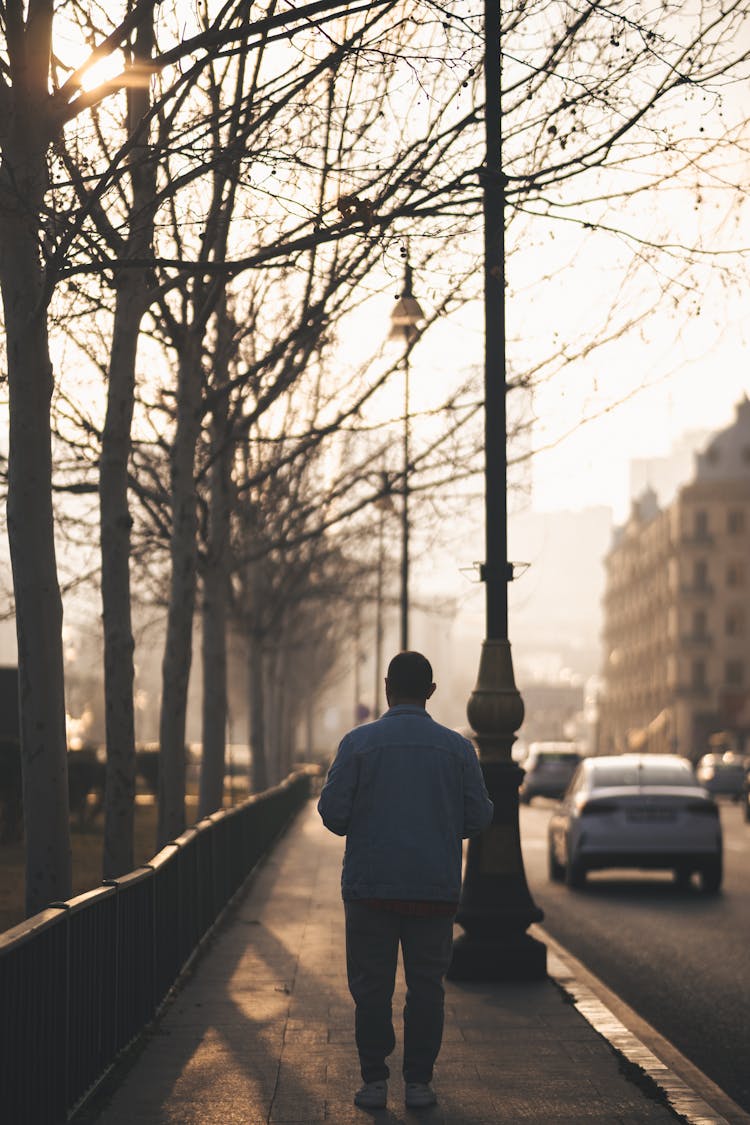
[0,769,311,1125]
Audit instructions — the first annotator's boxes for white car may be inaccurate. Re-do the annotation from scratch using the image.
[547,754,723,893]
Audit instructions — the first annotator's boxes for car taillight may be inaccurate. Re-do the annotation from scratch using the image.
[686,802,719,817]
[580,801,617,816]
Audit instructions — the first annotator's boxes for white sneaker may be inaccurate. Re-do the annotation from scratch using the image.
[405,1082,437,1108]
[354,1079,388,1108]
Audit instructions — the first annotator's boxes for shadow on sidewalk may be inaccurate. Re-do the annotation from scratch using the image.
[83,806,683,1125]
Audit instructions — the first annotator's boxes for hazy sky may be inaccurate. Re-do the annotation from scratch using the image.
[359,245,750,531]
[379,136,750,527]
[388,26,750,527]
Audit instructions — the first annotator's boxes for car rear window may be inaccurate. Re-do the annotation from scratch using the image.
[591,760,695,788]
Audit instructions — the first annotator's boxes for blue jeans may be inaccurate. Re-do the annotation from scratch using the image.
[344,901,454,1084]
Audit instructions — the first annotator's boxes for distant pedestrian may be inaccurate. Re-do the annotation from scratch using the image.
[318,650,493,1110]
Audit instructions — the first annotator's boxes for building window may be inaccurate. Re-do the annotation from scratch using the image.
[727,561,745,588]
[694,559,709,589]
[728,509,746,534]
[694,510,709,537]
[692,659,706,688]
[726,608,745,637]
[743,445,750,464]
[726,660,744,687]
[693,609,708,637]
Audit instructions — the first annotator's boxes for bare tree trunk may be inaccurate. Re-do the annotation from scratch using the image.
[281,688,296,777]
[100,10,156,879]
[158,334,202,846]
[266,643,286,784]
[100,286,141,876]
[265,656,277,786]
[198,359,232,818]
[274,642,292,777]
[0,139,72,915]
[247,624,268,792]
[305,699,314,759]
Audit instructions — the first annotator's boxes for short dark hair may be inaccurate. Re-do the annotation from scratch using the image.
[386,651,433,699]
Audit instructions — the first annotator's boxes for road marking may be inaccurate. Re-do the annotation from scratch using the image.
[535,925,750,1125]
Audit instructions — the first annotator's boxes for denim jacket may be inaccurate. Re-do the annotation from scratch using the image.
[317,705,494,902]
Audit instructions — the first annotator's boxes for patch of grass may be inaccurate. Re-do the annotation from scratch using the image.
[0,794,210,934]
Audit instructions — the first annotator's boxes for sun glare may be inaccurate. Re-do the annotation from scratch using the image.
[57,26,126,94]
[78,50,126,93]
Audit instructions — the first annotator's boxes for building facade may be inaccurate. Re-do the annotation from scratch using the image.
[599,399,750,761]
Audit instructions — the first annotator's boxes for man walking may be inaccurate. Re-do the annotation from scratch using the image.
[318,651,494,1110]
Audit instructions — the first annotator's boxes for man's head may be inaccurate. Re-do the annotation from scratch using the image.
[385,651,436,707]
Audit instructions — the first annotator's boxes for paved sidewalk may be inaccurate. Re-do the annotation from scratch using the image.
[88,802,708,1124]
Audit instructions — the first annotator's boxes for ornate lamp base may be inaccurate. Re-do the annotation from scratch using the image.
[448,639,547,982]
[449,931,547,981]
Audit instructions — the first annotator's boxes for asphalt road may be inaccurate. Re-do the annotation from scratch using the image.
[520,798,750,1113]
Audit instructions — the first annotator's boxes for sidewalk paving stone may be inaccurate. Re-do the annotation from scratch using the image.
[89,802,685,1125]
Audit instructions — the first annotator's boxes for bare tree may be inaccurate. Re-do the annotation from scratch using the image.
[197,296,234,818]
[0,1,76,913]
[97,7,157,879]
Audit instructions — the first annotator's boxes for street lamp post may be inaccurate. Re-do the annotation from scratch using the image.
[373,477,389,716]
[448,0,546,981]
[389,260,424,652]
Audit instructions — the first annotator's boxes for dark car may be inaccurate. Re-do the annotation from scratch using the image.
[695,752,746,801]
[519,743,582,804]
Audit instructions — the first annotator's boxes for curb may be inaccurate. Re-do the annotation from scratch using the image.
[535,924,750,1125]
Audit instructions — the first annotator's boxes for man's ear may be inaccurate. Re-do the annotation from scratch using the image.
[426,682,436,700]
